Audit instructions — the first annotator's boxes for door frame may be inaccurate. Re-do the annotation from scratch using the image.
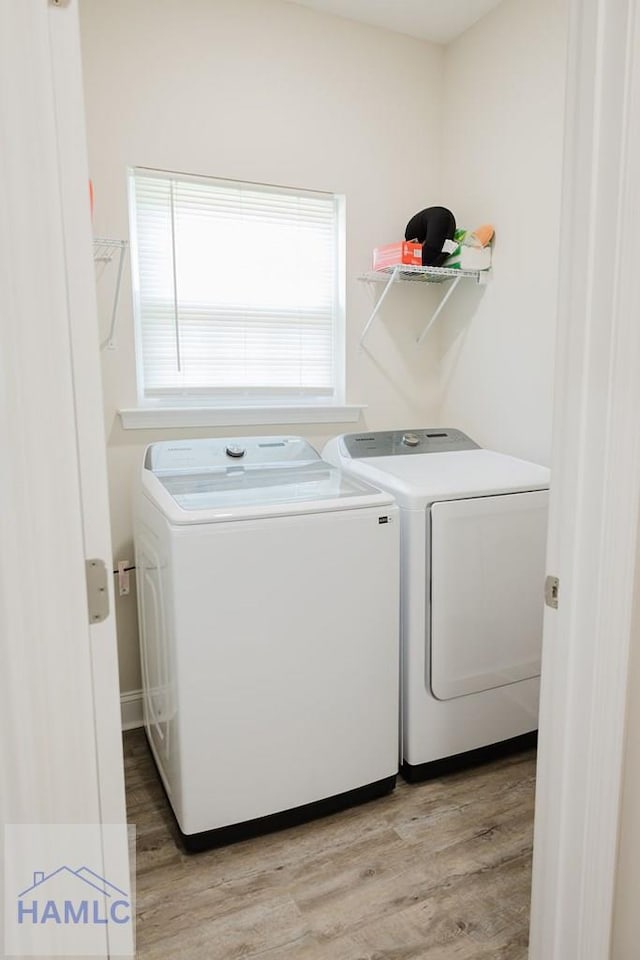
[0,1,130,956]
[47,0,128,834]
[529,0,640,956]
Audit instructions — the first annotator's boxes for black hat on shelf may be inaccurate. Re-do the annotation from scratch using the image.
[405,206,456,266]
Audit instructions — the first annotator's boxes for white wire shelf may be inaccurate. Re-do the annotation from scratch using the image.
[360,263,488,284]
[93,237,127,263]
[358,263,491,347]
[93,238,128,351]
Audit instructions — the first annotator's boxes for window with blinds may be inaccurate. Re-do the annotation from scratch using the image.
[129,168,344,405]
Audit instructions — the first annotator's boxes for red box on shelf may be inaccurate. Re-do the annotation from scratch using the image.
[373,241,423,271]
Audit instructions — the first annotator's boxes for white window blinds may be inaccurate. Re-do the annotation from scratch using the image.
[129,169,342,404]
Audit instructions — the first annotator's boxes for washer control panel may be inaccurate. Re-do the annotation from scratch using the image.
[342,428,479,458]
[145,436,320,474]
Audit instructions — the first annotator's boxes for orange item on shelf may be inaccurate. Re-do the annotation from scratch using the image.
[373,241,423,271]
[467,224,494,248]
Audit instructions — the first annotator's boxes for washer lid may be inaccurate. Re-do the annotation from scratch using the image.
[330,449,550,507]
[142,435,394,523]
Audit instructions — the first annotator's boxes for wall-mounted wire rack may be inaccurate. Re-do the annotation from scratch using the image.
[93,238,128,351]
[358,263,491,348]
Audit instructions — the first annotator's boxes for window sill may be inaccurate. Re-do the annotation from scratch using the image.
[118,404,366,430]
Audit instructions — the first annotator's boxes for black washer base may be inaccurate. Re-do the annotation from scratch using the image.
[401,731,538,783]
[176,773,397,853]
[144,732,397,853]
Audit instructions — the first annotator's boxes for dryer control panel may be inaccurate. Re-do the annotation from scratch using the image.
[342,428,480,459]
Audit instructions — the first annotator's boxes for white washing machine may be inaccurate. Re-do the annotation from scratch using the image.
[323,428,550,781]
[134,436,400,849]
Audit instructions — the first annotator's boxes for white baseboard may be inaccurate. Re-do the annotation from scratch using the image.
[120,688,143,731]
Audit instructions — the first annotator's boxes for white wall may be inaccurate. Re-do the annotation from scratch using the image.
[79,0,445,694]
[80,0,568,699]
[438,0,568,466]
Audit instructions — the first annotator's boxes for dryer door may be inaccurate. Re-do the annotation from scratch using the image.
[429,490,549,700]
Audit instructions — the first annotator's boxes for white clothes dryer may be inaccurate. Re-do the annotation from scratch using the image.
[323,428,550,781]
[134,436,400,849]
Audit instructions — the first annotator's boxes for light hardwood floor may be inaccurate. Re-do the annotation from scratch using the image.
[125,730,535,959]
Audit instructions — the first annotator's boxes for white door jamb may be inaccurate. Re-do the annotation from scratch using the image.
[529,0,640,957]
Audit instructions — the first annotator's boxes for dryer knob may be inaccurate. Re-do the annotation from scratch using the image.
[225,444,246,458]
[402,433,420,447]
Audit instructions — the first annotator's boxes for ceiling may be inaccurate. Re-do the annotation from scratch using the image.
[285,0,505,45]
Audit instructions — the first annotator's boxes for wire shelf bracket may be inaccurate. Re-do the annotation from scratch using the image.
[358,263,490,348]
[93,238,128,351]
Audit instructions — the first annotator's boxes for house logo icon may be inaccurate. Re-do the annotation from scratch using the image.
[17,866,131,926]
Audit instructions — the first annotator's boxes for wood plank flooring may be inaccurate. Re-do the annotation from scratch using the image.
[124,730,536,959]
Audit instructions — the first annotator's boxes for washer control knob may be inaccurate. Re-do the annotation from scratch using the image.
[225,444,246,458]
[401,433,420,447]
